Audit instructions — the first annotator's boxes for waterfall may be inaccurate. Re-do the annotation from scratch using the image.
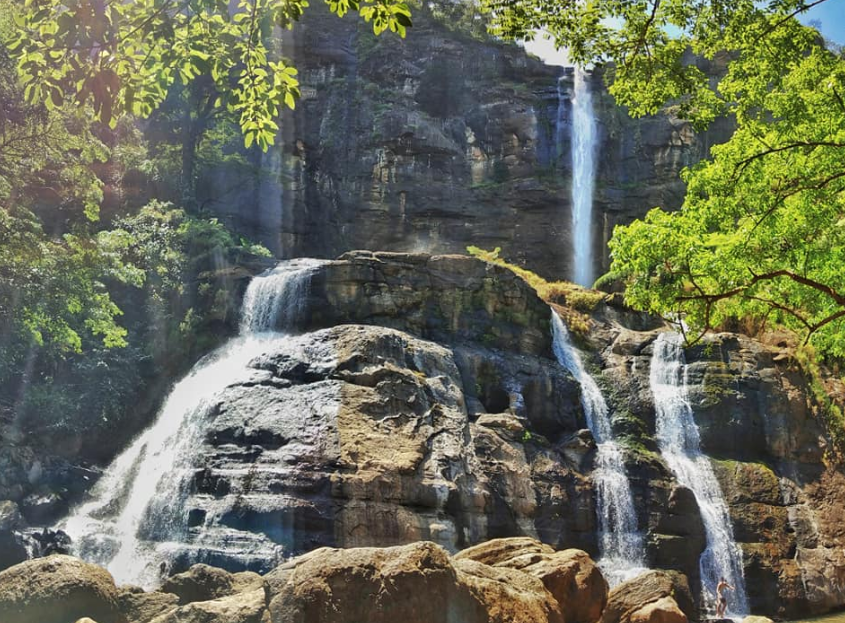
[570,67,597,287]
[551,312,647,586]
[64,259,325,588]
[649,332,749,616]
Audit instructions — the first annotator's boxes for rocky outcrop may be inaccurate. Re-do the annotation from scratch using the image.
[197,5,731,281]
[0,555,125,623]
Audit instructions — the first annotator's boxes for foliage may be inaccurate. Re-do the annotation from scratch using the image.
[609,39,845,357]
[480,0,845,359]
[10,0,412,150]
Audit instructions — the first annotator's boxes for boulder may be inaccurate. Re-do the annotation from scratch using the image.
[161,564,262,605]
[0,555,125,623]
[454,537,608,623]
[628,596,687,623]
[601,570,694,623]
[148,588,268,623]
[741,617,774,623]
[267,542,486,623]
[452,558,564,623]
[117,586,179,623]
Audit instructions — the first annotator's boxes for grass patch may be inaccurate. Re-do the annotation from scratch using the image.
[466,246,607,336]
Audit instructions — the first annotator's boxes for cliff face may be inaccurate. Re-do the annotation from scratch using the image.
[202,7,731,281]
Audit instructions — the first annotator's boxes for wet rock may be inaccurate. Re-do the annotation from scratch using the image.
[0,555,125,623]
[20,492,67,525]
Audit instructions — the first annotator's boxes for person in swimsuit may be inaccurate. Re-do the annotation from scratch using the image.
[716,576,734,618]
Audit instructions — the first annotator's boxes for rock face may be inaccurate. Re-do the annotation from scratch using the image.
[600,322,845,618]
[164,253,594,572]
[199,6,731,280]
[0,555,125,623]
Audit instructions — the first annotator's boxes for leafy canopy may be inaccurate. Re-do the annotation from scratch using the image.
[483,0,845,356]
[11,0,412,150]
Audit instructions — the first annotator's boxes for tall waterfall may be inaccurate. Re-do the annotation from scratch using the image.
[551,312,647,585]
[64,259,325,588]
[649,333,749,616]
[570,67,597,287]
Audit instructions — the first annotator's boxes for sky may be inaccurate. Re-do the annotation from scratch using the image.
[523,0,845,67]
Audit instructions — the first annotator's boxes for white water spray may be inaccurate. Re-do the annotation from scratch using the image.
[649,332,749,616]
[64,259,325,587]
[551,312,647,585]
[570,67,597,287]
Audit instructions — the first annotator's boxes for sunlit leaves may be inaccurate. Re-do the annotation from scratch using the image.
[609,38,845,356]
[10,0,412,149]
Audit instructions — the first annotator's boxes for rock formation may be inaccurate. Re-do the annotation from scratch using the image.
[0,539,615,623]
[2,252,844,618]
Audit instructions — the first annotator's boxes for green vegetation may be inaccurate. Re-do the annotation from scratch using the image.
[10,0,412,150]
[466,246,606,334]
[481,0,845,363]
[794,344,845,457]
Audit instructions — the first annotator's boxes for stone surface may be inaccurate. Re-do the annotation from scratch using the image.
[201,5,731,283]
[117,587,179,623]
[267,540,562,623]
[149,588,268,623]
[601,570,694,623]
[454,537,607,623]
[0,555,124,623]
[161,564,263,605]
[628,596,687,623]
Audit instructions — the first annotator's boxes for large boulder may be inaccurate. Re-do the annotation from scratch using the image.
[628,596,687,623]
[267,540,564,623]
[601,570,694,623]
[117,587,179,623]
[453,558,564,623]
[0,555,125,623]
[454,537,608,623]
[267,542,484,623]
[161,564,263,605]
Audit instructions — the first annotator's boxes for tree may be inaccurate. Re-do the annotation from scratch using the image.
[10,0,413,150]
[482,0,845,356]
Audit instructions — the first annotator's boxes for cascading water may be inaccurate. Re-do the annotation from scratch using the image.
[64,259,325,588]
[649,332,749,616]
[570,66,597,288]
[551,312,647,585]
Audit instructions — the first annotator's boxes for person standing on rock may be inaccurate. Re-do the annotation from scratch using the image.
[716,576,734,618]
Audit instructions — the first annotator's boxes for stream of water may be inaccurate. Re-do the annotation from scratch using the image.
[649,332,750,616]
[570,67,597,288]
[63,259,324,587]
[551,312,648,585]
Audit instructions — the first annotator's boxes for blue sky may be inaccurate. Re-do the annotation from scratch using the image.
[801,0,845,43]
